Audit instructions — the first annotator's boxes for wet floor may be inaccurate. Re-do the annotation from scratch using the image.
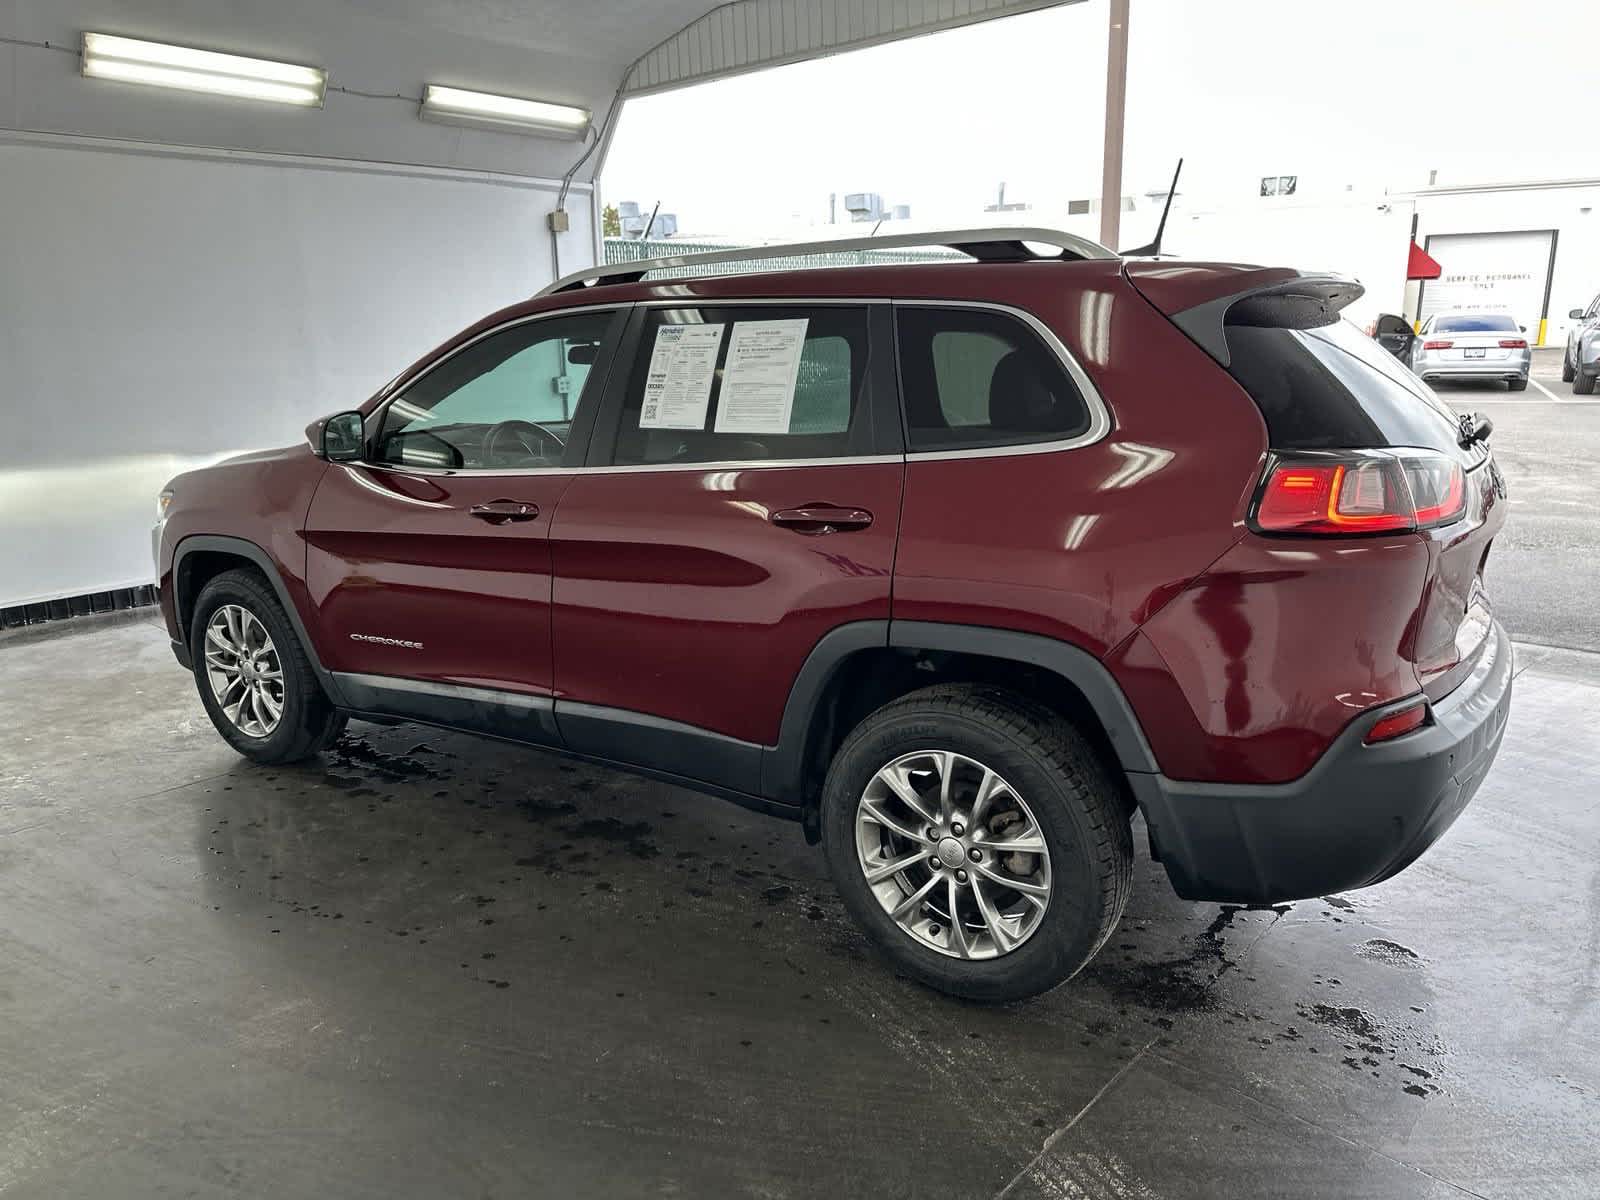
[2,615,1597,1198]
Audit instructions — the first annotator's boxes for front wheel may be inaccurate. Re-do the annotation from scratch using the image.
[1561,355,1575,383]
[190,568,347,763]
[1576,371,1597,396]
[820,685,1132,1002]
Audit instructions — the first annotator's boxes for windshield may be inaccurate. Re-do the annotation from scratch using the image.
[1434,314,1518,333]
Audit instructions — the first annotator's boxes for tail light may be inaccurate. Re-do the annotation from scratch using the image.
[1253,452,1467,536]
[1422,339,1453,350]
[1499,338,1527,349]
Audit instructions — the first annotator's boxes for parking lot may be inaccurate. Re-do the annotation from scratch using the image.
[3,351,1597,1199]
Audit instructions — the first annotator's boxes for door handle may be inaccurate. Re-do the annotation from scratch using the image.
[468,499,540,524]
[770,505,874,535]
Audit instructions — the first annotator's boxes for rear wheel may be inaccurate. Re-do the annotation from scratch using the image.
[1576,371,1597,396]
[191,568,346,763]
[1507,378,1528,392]
[820,684,1132,1002]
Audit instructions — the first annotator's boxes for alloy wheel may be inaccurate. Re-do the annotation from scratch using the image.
[854,749,1052,960]
[204,604,284,738]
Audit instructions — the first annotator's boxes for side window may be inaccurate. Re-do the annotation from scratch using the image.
[895,307,1093,452]
[376,310,617,469]
[609,306,871,466]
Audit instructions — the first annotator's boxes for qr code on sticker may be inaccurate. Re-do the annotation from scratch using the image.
[642,404,657,421]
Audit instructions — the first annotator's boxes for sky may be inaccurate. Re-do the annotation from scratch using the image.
[604,0,1600,243]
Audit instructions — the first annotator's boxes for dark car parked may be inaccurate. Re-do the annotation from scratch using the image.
[154,229,1512,1001]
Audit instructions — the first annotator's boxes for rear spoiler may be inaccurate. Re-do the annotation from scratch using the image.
[1125,264,1364,368]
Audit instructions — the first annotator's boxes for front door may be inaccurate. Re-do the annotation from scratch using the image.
[548,302,903,792]
[304,307,625,733]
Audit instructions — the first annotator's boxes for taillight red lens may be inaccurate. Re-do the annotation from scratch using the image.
[1499,338,1527,349]
[1401,457,1467,527]
[1256,460,1410,534]
[1365,702,1427,744]
[1422,339,1453,350]
[1254,454,1466,536]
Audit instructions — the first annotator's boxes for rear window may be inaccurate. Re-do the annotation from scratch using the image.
[1225,318,1476,461]
[896,307,1092,452]
[1433,314,1517,333]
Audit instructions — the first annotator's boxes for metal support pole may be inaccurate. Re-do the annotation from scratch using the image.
[1100,0,1130,249]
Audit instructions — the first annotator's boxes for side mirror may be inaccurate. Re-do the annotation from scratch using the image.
[1519,325,1527,333]
[318,411,366,462]
[1570,308,1585,320]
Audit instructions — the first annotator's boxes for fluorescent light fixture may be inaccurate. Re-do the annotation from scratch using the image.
[420,85,589,139]
[81,32,326,107]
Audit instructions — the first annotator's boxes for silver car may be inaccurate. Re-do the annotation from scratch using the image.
[1410,312,1531,391]
[1563,292,1599,395]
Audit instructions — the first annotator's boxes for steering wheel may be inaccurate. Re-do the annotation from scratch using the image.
[483,419,565,467]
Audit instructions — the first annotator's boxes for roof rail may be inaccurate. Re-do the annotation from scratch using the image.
[538,226,1117,296]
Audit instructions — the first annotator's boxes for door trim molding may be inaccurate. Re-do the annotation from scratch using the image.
[333,671,561,745]
[556,700,764,795]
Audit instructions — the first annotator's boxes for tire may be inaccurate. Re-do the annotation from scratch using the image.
[1561,355,1575,383]
[1507,378,1528,392]
[820,684,1133,1003]
[1576,371,1597,396]
[190,568,347,764]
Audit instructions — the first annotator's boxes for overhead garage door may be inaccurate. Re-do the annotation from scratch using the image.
[1418,230,1556,344]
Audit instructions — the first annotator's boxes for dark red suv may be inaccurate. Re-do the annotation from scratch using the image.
[155,229,1512,1001]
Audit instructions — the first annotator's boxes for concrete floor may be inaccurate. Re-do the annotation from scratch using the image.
[2,614,1598,1199]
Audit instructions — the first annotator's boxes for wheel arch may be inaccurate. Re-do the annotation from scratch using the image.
[172,535,346,706]
[765,620,1159,841]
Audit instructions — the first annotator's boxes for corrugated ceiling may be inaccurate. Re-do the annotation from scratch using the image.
[626,0,1081,95]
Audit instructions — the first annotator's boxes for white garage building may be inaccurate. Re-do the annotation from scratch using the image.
[1402,177,1600,348]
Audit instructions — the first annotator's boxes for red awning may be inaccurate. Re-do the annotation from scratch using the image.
[1407,241,1442,280]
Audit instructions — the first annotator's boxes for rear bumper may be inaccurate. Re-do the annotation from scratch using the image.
[1131,620,1513,903]
[1417,363,1529,381]
[1414,346,1531,381]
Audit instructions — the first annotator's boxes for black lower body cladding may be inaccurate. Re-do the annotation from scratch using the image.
[1131,621,1513,904]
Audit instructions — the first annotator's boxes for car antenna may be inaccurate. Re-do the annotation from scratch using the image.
[1120,157,1183,257]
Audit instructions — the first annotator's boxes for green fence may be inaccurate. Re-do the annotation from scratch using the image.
[602,236,962,280]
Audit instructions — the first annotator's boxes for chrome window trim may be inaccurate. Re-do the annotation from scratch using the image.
[358,296,1112,477]
[354,456,903,480]
[893,299,1113,462]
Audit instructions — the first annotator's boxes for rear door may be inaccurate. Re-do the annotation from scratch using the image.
[304,307,625,734]
[548,301,903,793]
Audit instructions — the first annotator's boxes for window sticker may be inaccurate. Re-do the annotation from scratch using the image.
[714,319,810,435]
[639,323,724,429]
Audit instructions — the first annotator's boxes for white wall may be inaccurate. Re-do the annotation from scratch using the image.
[1164,199,1416,329]
[1410,185,1600,346]
[0,133,594,606]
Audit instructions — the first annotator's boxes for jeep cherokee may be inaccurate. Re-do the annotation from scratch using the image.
[154,229,1513,1002]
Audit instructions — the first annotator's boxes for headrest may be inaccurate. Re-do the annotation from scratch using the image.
[988,351,1062,432]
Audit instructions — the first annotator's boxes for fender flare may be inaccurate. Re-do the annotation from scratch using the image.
[762,618,1160,812]
[171,534,347,706]
[888,621,1159,774]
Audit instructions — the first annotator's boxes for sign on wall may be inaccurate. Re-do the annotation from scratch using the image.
[1418,230,1555,341]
